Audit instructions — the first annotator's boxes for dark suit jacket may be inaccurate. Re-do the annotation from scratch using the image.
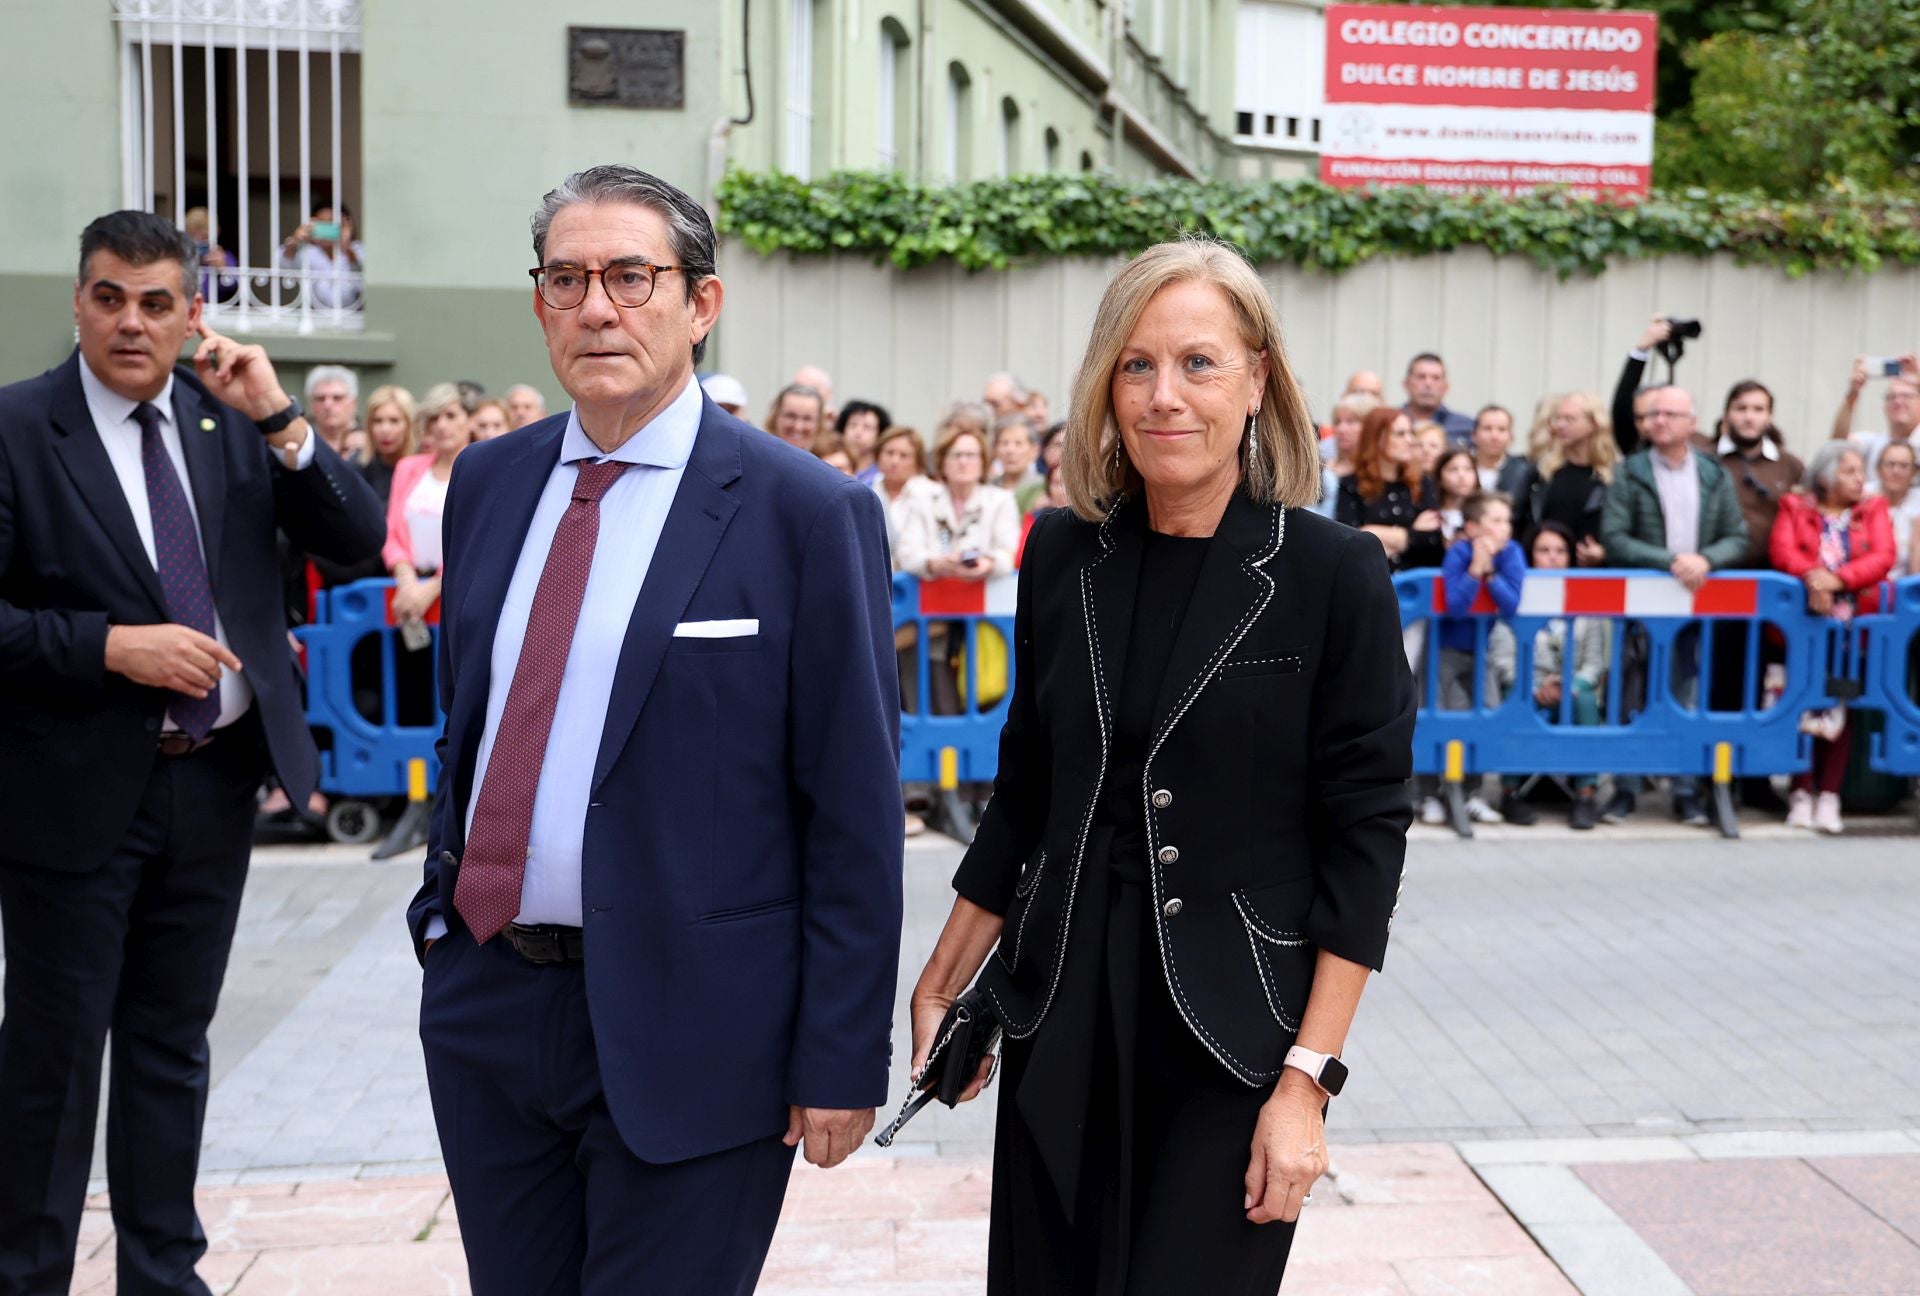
[406,399,903,1163]
[954,492,1415,1087]
[0,353,387,870]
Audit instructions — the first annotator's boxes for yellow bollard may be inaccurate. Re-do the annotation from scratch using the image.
[939,747,959,793]
[1444,739,1465,786]
[407,757,428,803]
[1712,741,1733,786]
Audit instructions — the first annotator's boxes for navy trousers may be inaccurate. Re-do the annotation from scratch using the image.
[0,723,264,1296]
[419,933,796,1296]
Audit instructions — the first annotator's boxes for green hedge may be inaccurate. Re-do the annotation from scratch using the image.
[715,170,1920,279]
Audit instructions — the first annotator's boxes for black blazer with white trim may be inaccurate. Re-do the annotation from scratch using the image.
[953,489,1416,1086]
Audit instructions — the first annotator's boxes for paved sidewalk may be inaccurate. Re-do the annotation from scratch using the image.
[71,1142,1575,1295]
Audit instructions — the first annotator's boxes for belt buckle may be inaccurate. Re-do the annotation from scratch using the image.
[156,732,204,757]
[507,922,558,964]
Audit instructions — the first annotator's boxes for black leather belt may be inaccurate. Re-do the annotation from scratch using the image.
[501,923,586,965]
[156,731,215,757]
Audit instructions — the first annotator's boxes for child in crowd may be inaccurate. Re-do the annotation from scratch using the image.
[1421,490,1525,824]
[1433,447,1479,541]
[1488,521,1612,829]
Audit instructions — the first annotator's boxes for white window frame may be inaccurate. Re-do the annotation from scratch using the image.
[786,0,815,177]
[113,0,364,334]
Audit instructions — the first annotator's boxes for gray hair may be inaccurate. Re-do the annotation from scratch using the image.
[985,371,1029,402]
[304,364,359,406]
[1804,440,1864,497]
[1645,384,1696,417]
[531,164,718,364]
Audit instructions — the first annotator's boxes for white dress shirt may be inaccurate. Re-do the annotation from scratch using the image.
[1650,449,1701,557]
[453,375,702,931]
[78,356,315,731]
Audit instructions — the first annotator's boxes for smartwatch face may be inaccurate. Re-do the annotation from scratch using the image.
[1320,1056,1350,1096]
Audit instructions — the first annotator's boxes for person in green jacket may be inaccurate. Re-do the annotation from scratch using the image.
[1598,385,1750,827]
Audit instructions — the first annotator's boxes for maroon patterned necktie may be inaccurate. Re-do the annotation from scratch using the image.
[455,459,630,942]
[134,402,221,739]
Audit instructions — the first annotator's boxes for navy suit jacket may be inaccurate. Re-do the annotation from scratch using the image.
[0,352,387,870]
[407,397,904,1164]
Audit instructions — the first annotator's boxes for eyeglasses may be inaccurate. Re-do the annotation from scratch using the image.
[528,260,682,311]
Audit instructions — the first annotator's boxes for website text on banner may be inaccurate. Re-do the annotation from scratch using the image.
[1322,4,1658,199]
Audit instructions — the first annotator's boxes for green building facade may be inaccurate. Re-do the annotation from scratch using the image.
[1,0,1243,401]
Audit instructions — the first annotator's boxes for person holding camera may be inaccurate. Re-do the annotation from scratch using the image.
[1831,352,1919,475]
[1610,315,1703,456]
[276,202,364,310]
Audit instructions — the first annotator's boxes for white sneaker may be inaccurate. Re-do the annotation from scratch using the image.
[1420,796,1447,825]
[1785,789,1814,830]
[1464,795,1505,825]
[1814,792,1843,836]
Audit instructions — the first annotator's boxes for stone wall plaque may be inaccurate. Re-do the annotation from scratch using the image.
[568,27,685,109]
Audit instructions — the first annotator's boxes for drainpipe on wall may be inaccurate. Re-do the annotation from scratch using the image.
[706,0,758,219]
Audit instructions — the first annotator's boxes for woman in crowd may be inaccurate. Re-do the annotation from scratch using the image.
[836,399,891,484]
[1039,421,1068,476]
[873,425,938,559]
[990,414,1047,512]
[895,420,1021,715]
[1872,439,1920,572]
[811,429,856,476]
[908,239,1413,1293]
[1432,446,1479,543]
[384,383,473,720]
[1411,420,1448,483]
[1336,408,1445,571]
[1488,521,1610,830]
[1516,392,1616,564]
[1470,405,1527,495]
[360,385,418,504]
[765,382,826,449]
[1325,392,1378,478]
[468,397,511,442]
[1770,442,1896,835]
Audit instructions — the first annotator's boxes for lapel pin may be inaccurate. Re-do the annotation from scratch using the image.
[200,417,217,432]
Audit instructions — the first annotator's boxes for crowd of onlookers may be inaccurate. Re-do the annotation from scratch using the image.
[278,331,1917,838]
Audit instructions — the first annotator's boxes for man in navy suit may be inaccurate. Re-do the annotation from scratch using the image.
[408,165,903,1294]
[0,210,387,1294]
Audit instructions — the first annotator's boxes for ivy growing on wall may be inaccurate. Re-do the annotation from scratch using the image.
[715,170,1920,279]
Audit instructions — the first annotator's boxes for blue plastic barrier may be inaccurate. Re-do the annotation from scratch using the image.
[1858,574,1920,778]
[892,573,1016,799]
[1395,568,1853,836]
[295,578,443,808]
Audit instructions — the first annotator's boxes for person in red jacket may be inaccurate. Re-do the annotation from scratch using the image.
[1769,441,1897,834]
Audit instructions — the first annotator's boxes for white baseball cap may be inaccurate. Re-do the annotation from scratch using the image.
[700,373,749,410]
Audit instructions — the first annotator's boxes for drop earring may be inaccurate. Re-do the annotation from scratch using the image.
[1245,409,1262,479]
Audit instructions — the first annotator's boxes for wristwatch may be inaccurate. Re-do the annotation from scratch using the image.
[1283,1045,1349,1097]
[254,397,303,436]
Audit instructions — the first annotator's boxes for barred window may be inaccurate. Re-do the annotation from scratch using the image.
[113,0,364,333]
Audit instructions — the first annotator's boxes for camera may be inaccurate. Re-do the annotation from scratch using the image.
[1657,316,1702,367]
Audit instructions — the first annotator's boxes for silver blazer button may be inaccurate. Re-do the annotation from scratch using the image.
[1157,845,1179,865]
[1163,897,1184,917]
[1151,789,1173,809]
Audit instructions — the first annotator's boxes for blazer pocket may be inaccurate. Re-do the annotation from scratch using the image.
[1220,649,1306,679]
[665,633,764,655]
[696,895,800,924]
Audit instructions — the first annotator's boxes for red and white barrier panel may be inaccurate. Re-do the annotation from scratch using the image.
[917,575,1019,617]
[1433,575,1761,618]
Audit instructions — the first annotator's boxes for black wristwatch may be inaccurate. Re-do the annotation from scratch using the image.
[1283,1046,1349,1097]
[254,397,303,436]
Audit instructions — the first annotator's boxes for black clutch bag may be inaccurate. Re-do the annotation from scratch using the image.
[873,986,1002,1147]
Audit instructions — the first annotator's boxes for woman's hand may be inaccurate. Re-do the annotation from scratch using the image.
[907,988,994,1103]
[1243,1071,1329,1225]
[1803,568,1844,595]
[1535,673,1563,709]
[1360,524,1408,557]
[957,556,995,582]
[1411,509,1442,532]
[926,554,962,580]
[391,577,439,623]
[1807,585,1835,616]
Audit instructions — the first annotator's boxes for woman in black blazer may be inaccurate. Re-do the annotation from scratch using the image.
[1334,405,1445,570]
[909,240,1416,1294]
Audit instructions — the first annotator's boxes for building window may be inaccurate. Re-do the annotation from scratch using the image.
[786,0,816,178]
[114,0,364,334]
[1080,149,1095,172]
[1044,127,1061,172]
[946,62,972,182]
[878,19,910,169]
[999,97,1021,176]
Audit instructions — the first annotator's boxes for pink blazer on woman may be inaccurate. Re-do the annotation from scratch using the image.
[382,452,437,572]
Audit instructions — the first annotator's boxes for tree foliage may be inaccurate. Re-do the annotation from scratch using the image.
[716,170,1920,277]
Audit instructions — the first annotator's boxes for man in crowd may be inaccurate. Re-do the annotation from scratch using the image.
[1600,385,1749,828]
[276,202,364,310]
[0,210,386,1293]
[1402,352,1475,441]
[1608,315,1681,456]
[1830,352,1919,473]
[1343,369,1385,402]
[504,383,548,429]
[983,370,1028,417]
[304,364,361,458]
[792,362,836,423]
[410,165,901,1294]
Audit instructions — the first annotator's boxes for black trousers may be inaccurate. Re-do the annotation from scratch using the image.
[419,933,796,1296]
[0,722,264,1296]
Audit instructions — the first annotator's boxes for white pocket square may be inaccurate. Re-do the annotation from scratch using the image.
[673,618,759,638]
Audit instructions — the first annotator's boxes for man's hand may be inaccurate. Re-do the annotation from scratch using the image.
[1637,316,1673,354]
[104,623,241,696]
[1850,355,1872,396]
[783,1106,875,1169]
[192,320,293,424]
[1576,535,1608,567]
[1536,674,1563,709]
[1670,553,1711,591]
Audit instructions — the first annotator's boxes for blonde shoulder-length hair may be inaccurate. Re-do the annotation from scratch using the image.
[1535,390,1619,484]
[1061,239,1320,521]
